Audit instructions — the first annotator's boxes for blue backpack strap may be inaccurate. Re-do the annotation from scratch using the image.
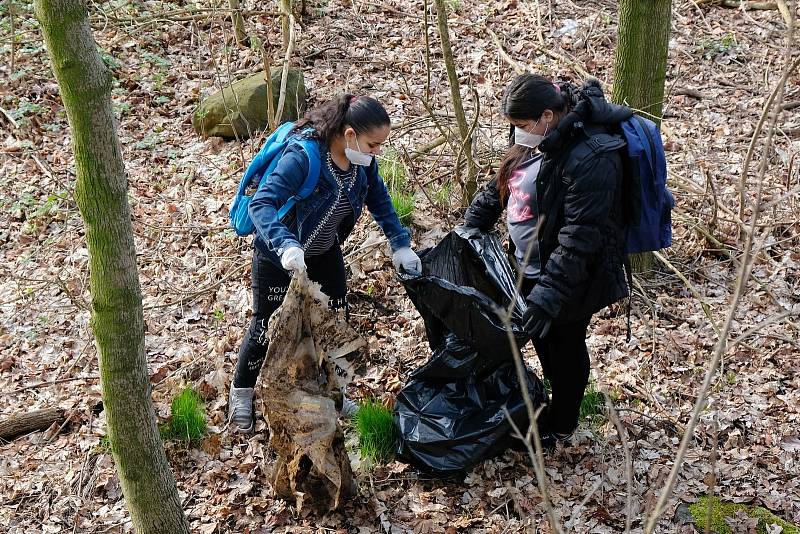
[238,122,296,192]
[276,137,321,220]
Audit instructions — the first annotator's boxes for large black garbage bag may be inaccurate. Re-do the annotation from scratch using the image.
[395,228,548,474]
[404,227,528,378]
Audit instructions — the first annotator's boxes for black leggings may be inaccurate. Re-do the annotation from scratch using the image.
[233,245,347,388]
[522,278,592,435]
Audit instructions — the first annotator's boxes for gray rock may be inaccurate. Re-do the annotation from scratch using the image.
[192,68,306,140]
[674,503,701,532]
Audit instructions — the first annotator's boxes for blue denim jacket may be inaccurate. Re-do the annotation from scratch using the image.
[248,143,411,266]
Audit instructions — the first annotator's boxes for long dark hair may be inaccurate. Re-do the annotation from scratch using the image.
[496,74,576,200]
[294,94,390,146]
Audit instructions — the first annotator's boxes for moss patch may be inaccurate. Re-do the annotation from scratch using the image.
[191,69,306,139]
[688,496,798,534]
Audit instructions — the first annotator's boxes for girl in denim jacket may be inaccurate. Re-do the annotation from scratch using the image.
[229,94,421,432]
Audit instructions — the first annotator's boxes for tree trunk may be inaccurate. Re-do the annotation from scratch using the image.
[433,0,478,206]
[34,2,190,533]
[612,0,672,124]
[612,0,672,271]
[228,0,250,46]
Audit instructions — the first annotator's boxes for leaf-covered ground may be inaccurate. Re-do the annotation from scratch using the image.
[1,0,799,532]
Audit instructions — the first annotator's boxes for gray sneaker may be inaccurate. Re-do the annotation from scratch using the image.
[228,386,254,433]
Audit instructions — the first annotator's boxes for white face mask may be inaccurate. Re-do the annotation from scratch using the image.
[345,136,374,166]
[514,119,547,148]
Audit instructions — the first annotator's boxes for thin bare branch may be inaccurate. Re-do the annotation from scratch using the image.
[644,7,795,529]
[605,394,634,532]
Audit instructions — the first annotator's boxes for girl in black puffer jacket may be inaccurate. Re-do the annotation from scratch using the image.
[464,74,631,445]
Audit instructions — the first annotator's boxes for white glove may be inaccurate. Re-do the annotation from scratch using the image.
[392,247,422,275]
[280,246,306,272]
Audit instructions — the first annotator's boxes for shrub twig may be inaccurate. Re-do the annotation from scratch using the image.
[644,8,795,530]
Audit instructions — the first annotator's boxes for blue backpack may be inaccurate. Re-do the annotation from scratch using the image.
[229,121,321,236]
[618,115,674,253]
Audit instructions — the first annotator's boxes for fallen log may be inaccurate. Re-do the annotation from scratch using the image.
[698,0,779,9]
[0,408,64,441]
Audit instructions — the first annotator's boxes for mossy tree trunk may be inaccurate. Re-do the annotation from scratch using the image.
[433,0,477,206]
[612,0,672,271]
[34,1,190,533]
[612,0,671,124]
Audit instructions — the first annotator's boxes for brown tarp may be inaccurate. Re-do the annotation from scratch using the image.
[260,273,365,511]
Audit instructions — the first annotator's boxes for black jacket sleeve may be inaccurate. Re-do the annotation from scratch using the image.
[528,151,622,318]
[464,178,507,231]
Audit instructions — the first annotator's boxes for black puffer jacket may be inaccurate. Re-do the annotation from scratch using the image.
[465,82,631,324]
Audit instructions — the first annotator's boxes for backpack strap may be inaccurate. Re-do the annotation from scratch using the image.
[276,137,321,220]
[623,254,633,343]
[561,131,626,179]
[240,121,296,190]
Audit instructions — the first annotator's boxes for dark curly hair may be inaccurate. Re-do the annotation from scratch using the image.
[496,74,577,200]
[293,94,390,147]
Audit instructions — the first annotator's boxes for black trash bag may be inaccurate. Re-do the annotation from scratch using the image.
[404,227,529,378]
[395,228,549,475]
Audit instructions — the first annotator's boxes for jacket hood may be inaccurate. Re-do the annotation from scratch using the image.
[580,79,633,125]
[539,79,632,153]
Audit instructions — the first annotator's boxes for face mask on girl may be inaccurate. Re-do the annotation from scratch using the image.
[514,118,548,148]
[345,136,374,166]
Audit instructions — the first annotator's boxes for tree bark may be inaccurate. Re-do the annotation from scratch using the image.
[612,0,672,124]
[228,0,250,46]
[433,0,478,205]
[612,0,672,271]
[280,0,292,51]
[0,408,63,441]
[261,46,277,132]
[33,1,190,533]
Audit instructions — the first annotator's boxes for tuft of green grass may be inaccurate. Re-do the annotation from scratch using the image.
[354,399,397,464]
[380,151,415,226]
[433,181,453,208]
[378,149,406,190]
[579,380,606,426]
[699,32,736,59]
[391,191,415,226]
[163,386,207,443]
[689,496,798,534]
[542,377,552,395]
[97,434,112,453]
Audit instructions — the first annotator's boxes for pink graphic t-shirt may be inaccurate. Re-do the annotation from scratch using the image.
[507,155,542,278]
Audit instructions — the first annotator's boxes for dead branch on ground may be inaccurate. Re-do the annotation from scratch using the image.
[697,0,779,8]
[0,408,64,441]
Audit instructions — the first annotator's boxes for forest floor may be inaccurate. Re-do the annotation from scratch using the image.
[2,0,800,532]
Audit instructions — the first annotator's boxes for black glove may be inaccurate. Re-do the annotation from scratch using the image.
[522,301,552,339]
